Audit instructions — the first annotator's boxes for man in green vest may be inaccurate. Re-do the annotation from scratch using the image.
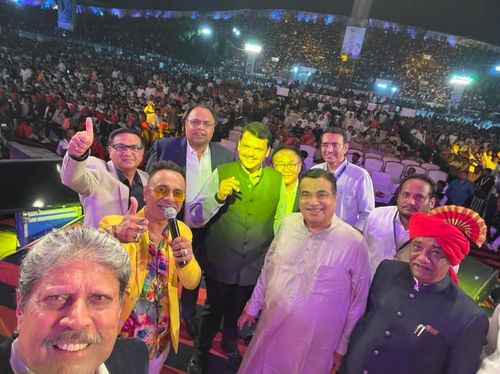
[187,122,286,373]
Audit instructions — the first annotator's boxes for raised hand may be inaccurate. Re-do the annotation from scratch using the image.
[67,117,94,157]
[114,197,149,243]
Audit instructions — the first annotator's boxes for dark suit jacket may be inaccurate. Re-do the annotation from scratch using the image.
[0,336,148,374]
[146,136,234,172]
[341,260,488,374]
[145,135,234,251]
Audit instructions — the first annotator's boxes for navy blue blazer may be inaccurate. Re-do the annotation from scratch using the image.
[146,136,234,172]
[341,260,488,374]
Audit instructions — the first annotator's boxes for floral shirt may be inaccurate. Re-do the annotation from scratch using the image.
[121,236,170,359]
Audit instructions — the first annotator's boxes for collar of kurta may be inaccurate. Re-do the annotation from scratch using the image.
[240,164,263,186]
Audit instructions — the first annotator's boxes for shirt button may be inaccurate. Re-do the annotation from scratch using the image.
[409,293,415,299]
[397,311,403,318]
[373,350,379,356]
[385,330,391,337]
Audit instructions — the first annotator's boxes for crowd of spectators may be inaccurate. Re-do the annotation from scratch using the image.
[0,2,499,113]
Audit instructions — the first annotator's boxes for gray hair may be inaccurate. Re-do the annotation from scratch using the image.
[17,226,131,309]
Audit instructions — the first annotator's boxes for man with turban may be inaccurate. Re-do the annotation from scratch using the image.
[341,209,489,374]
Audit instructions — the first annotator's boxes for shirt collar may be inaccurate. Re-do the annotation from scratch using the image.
[326,158,347,176]
[186,141,210,158]
[116,168,142,187]
[241,164,263,185]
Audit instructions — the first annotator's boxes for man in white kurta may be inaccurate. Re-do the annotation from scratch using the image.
[237,169,370,373]
[364,175,437,276]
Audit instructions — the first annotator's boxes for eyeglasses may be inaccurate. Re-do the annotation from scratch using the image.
[109,144,144,153]
[321,142,344,150]
[150,185,185,203]
[273,162,301,170]
[186,119,215,129]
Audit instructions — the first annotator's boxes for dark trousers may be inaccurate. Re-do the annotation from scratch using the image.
[181,228,204,322]
[181,283,200,322]
[193,275,254,357]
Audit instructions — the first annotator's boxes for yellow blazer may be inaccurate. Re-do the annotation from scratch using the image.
[100,209,202,352]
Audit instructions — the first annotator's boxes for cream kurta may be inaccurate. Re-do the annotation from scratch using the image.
[239,213,370,374]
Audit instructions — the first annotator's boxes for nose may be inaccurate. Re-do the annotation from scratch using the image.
[59,298,92,330]
[417,250,431,264]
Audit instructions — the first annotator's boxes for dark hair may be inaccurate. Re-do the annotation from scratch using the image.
[399,174,436,198]
[108,127,143,145]
[322,127,348,144]
[271,145,304,163]
[299,168,337,195]
[149,160,186,180]
[242,121,272,144]
[181,104,216,124]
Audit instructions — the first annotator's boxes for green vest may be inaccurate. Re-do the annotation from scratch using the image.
[202,161,282,286]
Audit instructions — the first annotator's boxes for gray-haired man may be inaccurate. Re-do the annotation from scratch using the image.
[0,226,148,374]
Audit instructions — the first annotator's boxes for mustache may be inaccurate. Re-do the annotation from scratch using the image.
[43,329,102,347]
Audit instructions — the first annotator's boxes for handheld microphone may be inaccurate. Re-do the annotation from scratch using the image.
[164,207,187,267]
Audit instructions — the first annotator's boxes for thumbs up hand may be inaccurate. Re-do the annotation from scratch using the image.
[68,117,94,157]
[113,197,149,243]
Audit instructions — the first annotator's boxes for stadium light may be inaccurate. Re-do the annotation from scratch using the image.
[200,27,212,36]
[449,74,473,86]
[244,43,262,53]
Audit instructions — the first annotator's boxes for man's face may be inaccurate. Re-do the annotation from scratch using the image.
[397,179,435,220]
[15,261,122,374]
[184,107,215,149]
[320,133,348,169]
[272,149,302,187]
[409,237,451,284]
[299,176,336,231]
[237,131,270,173]
[108,133,144,173]
[144,169,186,221]
[459,171,467,181]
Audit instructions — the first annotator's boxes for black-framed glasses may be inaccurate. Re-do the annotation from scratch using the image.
[186,119,215,129]
[109,144,144,153]
[150,185,185,203]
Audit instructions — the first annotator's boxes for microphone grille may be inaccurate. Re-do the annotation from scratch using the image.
[164,207,177,219]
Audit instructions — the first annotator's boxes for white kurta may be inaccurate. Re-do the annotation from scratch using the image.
[239,214,370,374]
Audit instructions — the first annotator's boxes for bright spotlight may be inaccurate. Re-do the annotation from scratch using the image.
[391,87,398,92]
[292,66,299,73]
[244,43,262,53]
[376,83,387,89]
[200,27,212,36]
[495,65,500,72]
[449,74,473,86]
[33,199,45,209]
[232,27,240,36]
